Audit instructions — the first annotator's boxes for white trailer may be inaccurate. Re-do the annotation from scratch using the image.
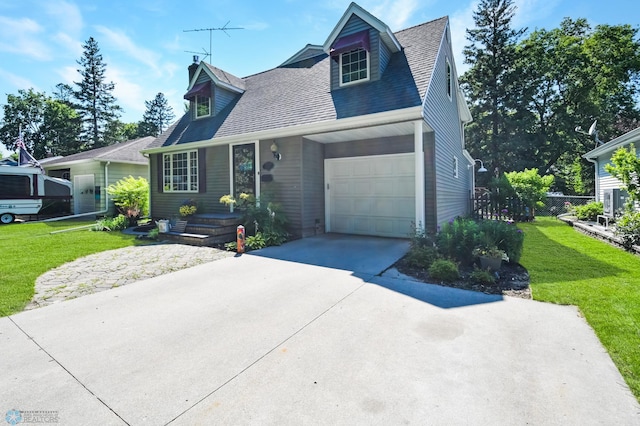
[0,165,72,224]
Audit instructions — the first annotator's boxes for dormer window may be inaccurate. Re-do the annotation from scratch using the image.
[340,48,369,86]
[184,81,212,119]
[196,94,211,118]
[330,29,371,87]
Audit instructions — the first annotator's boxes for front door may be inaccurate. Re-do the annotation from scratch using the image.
[74,174,95,214]
[232,143,257,199]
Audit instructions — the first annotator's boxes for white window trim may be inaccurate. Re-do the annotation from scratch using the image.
[453,156,459,178]
[339,48,370,87]
[163,150,199,193]
[195,94,211,119]
[446,58,452,101]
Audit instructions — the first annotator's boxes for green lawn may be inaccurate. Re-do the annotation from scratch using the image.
[520,217,640,401]
[0,220,144,317]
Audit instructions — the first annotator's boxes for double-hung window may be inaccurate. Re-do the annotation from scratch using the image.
[195,94,211,118]
[340,48,369,86]
[163,150,198,192]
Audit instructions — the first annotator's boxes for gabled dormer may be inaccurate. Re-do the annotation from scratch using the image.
[183,59,245,120]
[323,2,402,90]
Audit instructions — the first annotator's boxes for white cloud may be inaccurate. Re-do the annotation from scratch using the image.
[57,65,80,85]
[370,0,420,30]
[0,68,38,91]
[95,25,161,74]
[0,16,51,60]
[42,0,83,35]
[105,66,145,120]
[512,0,560,29]
[52,32,84,57]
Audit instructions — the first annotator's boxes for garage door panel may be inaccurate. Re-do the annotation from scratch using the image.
[327,154,415,238]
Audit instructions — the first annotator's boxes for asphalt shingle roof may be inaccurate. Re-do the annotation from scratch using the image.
[44,136,155,166]
[151,16,447,149]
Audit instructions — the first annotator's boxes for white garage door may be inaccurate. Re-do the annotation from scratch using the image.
[325,154,415,238]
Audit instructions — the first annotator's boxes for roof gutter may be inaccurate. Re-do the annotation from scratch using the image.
[142,106,424,155]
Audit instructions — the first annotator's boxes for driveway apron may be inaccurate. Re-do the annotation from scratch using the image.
[2,234,638,425]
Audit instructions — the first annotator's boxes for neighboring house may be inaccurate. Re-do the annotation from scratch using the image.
[143,2,474,239]
[583,127,640,215]
[43,136,155,215]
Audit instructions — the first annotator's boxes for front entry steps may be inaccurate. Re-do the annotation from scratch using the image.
[160,213,242,247]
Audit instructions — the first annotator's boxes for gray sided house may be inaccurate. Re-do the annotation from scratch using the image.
[43,136,155,215]
[144,2,473,239]
[583,127,640,216]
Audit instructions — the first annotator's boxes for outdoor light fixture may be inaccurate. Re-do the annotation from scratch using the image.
[474,159,488,173]
[270,141,281,161]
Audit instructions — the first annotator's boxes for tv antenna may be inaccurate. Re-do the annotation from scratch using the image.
[183,21,243,63]
[575,119,603,146]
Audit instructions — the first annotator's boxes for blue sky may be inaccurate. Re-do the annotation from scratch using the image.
[1,0,638,156]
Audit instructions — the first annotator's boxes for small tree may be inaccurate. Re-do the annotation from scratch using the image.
[504,168,554,217]
[605,144,640,204]
[107,176,149,225]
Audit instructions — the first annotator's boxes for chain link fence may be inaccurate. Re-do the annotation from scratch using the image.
[538,195,595,216]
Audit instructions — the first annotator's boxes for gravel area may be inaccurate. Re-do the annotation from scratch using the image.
[27,243,234,310]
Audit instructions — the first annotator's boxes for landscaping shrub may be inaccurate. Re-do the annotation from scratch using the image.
[93,215,128,231]
[428,259,459,282]
[476,219,525,263]
[614,209,640,250]
[405,245,439,270]
[470,268,496,285]
[436,217,481,264]
[246,233,267,250]
[220,192,289,247]
[107,176,149,226]
[573,201,604,221]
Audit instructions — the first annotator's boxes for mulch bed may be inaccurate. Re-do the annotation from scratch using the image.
[394,259,531,299]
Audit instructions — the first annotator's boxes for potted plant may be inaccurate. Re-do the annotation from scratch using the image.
[179,199,197,218]
[472,245,506,272]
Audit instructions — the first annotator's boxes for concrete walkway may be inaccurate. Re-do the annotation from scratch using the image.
[2,235,639,425]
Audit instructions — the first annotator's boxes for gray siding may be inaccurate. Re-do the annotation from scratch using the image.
[301,139,325,237]
[214,86,237,115]
[423,132,438,232]
[150,146,229,219]
[324,134,414,158]
[422,26,470,227]
[379,39,391,75]
[259,136,304,238]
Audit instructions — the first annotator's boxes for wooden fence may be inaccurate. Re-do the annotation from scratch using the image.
[470,194,531,222]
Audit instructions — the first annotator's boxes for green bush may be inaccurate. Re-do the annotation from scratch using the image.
[405,245,439,270]
[470,268,496,285]
[220,192,289,247]
[614,209,640,250]
[436,217,481,264]
[107,176,149,225]
[476,219,525,263]
[93,215,129,231]
[245,233,266,250]
[147,228,159,240]
[428,259,459,282]
[574,202,604,221]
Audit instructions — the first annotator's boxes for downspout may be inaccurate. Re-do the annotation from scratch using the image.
[585,157,599,202]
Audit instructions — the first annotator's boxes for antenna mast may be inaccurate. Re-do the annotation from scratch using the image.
[183,21,243,62]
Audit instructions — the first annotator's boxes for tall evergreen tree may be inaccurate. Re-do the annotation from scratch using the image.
[74,36,121,149]
[460,0,525,181]
[139,92,175,137]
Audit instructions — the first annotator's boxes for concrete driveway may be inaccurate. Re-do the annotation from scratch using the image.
[2,235,639,425]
